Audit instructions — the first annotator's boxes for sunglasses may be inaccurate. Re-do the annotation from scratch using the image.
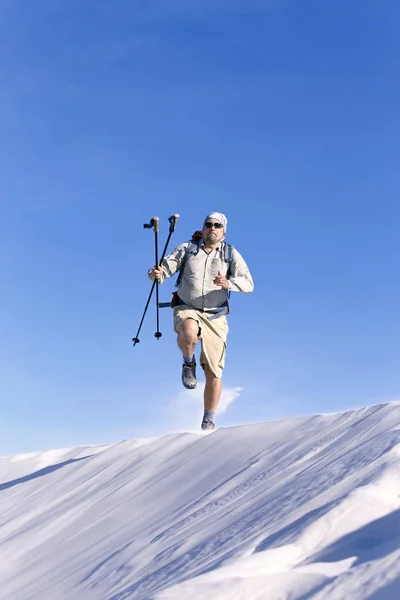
[204,222,223,229]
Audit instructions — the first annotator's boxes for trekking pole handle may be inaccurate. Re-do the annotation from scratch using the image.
[168,214,179,232]
[143,216,160,231]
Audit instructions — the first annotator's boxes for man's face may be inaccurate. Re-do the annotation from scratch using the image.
[202,219,225,244]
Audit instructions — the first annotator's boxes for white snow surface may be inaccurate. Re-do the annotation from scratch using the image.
[2,403,400,599]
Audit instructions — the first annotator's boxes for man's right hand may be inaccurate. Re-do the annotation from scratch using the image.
[149,266,163,281]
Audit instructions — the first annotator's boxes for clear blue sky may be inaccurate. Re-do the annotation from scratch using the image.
[1,0,399,454]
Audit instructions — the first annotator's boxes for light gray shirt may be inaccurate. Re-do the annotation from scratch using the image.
[149,241,254,312]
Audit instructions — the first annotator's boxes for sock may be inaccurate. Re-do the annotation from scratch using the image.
[183,355,194,364]
[203,410,215,422]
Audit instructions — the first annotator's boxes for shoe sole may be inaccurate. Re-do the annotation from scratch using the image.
[183,382,197,389]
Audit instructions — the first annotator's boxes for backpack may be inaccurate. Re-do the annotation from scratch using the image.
[175,230,234,288]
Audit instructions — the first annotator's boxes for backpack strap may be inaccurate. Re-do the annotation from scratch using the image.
[175,239,202,287]
[223,242,234,278]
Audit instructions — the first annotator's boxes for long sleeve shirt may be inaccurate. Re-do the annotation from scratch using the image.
[148,241,254,313]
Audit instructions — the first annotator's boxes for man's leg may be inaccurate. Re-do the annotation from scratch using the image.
[177,318,200,389]
[177,317,199,358]
[201,364,222,430]
[203,364,222,412]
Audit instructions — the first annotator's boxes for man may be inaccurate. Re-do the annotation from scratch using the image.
[149,212,254,431]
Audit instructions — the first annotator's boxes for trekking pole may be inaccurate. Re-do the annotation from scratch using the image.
[154,217,162,340]
[132,214,179,346]
[132,216,159,346]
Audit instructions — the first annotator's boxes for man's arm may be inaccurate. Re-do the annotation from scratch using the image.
[148,243,187,283]
[226,248,254,293]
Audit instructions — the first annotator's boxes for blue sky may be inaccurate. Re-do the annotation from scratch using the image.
[1,0,399,454]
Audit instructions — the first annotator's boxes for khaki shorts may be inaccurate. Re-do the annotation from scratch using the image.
[173,306,229,378]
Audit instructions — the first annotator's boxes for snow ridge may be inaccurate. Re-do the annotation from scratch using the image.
[1,403,400,599]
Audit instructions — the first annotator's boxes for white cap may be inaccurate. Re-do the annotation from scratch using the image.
[203,212,228,231]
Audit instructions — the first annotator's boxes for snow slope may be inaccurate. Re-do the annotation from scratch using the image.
[1,403,400,599]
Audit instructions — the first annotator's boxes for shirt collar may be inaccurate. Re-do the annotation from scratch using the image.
[201,241,223,251]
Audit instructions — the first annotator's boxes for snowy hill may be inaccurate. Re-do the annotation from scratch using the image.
[1,404,400,599]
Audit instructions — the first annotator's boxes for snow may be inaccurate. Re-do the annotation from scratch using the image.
[1,403,400,599]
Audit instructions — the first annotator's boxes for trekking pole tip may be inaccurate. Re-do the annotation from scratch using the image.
[154,332,162,339]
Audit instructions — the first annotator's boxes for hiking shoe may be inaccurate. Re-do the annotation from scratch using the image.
[201,418,215,431]
[182,359,197,389]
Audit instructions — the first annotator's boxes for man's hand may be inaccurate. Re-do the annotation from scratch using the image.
[150,266,163,281]
[214,271,229,289]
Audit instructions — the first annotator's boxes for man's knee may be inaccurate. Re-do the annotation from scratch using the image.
[178,318,200,342]
[203,363,222,381]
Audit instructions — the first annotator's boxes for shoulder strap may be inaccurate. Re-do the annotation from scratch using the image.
[175,239,201,287]
[223,242,234,277]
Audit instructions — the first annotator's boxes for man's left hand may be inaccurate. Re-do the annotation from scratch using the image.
[214,271,229,290]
